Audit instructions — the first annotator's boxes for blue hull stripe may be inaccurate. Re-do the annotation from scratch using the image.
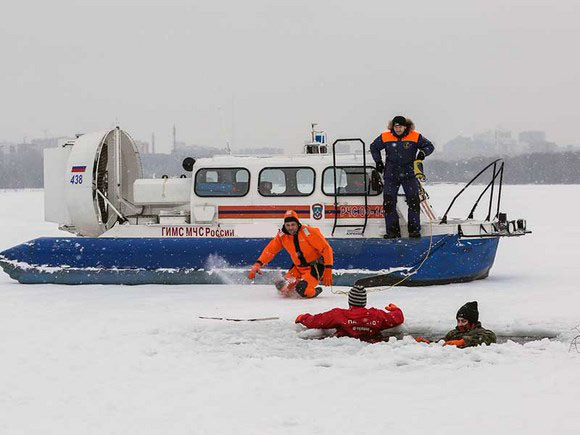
[0,235,499,286]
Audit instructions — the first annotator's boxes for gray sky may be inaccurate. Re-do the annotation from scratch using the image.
[2,0,579,153]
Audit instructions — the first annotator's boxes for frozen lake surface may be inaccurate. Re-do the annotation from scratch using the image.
[0,185,579,434]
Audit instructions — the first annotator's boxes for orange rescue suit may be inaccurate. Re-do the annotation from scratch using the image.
[256,211,333,297]
[257,225,333,269]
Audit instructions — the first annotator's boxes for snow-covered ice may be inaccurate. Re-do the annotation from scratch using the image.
[1,186,579,434]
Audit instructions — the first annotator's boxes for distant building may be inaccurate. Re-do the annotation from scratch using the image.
[564,144,580,152]
[526,141,557,153]
[0,143,16,156]
[443,127,562,160]
[444,128,520,160]
[472,129,519,156]
[518,130,556,153]
[173,141,189,152]
[31,136,70,148]
[518,131,546,144]
[443,135,478,160]
[0,138,57,188]
[0,137,66,156]
[238,147,284,155]
[173,143,228,158]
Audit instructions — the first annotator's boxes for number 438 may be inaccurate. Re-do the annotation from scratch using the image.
[70,174,83,184]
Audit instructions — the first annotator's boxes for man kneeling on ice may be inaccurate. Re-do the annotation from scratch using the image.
[248,210,333,298]
[416,301,497,348]
[294,286,404,342]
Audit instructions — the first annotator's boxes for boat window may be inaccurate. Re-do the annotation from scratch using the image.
[259,167,315,196]
[322,166,382,196]
[194,168,250,197]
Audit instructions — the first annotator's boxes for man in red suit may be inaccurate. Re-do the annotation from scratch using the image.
[294,286,404,342]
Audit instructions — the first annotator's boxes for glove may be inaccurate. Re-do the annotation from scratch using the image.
[415,337,431,344]
[295,313,309,324]
[322,266,333,286]
[413,160,426,181]
[375,161,385,174]
[443,339,466,348]
[416,150,426,161]
[247,262,263,280]
[385,303,400,312]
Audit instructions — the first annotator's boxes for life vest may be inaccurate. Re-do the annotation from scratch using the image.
[257,211,333,268]
[381,130,420,143]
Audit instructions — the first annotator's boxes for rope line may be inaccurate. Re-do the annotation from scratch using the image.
[330,181,437,295]
[332,215,435,295]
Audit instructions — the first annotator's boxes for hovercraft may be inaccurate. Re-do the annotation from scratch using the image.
[0,126,530,286]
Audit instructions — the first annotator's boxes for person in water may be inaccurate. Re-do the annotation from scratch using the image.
[415,301,497,348]
[295,286,404,342]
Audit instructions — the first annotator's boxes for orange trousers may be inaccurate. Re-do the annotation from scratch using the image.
[281,264,324,298]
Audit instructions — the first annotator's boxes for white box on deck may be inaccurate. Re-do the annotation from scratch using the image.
[44,147,72,225]
[133,178,191,205]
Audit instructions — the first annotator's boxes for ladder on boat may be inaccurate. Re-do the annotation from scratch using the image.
[330,138,373,236]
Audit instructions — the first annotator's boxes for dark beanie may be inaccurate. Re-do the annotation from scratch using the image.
[348,285,367,307]
[456,301,479,324]
[392,115,407,126]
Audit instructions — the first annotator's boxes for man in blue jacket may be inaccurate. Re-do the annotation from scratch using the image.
[370,116,435,238]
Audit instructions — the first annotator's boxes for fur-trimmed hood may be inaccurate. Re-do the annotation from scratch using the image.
[387,117,416,131]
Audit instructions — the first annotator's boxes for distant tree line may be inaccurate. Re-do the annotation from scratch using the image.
[1,149,580,188]
[140,147,230,178]
[238,147,283,155]
[0,149,44,188]
[425,152,580,184]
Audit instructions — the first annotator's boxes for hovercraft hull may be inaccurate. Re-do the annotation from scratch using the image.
[0,235,499,286]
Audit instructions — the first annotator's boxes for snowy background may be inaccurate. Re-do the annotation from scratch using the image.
[0,185,579,434]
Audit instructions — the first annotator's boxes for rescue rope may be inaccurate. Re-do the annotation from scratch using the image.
[368,218,434,292]
[331,216,435,295]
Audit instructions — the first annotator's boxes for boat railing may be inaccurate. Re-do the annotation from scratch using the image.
[331,138,369,235]
[440,159,505,224]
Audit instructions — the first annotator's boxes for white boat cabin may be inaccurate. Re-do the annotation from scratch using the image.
[43,127,496,240]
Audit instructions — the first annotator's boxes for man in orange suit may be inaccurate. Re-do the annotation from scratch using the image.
[248,210,333,298]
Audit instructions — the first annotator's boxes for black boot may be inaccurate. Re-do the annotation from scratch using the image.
[383,232,401,239]
[275,279,288,291]
[384,223,401,239]
[408,230,421,238]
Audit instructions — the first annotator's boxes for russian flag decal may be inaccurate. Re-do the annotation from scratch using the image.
[71,166,86,173]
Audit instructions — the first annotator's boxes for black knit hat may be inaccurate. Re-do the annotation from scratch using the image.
[392,115,408,127]
[456,301,479,324]
[348,285,367,307]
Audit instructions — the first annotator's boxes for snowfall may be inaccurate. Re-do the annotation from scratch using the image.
[0,185,579,435]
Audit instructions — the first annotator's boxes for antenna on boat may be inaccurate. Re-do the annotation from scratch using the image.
[304,123,328,154]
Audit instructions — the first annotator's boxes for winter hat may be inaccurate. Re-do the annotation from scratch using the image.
[283,210,300,224]
[348,285,367,307]
[456,301,479,324]
[391,115,408,127]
